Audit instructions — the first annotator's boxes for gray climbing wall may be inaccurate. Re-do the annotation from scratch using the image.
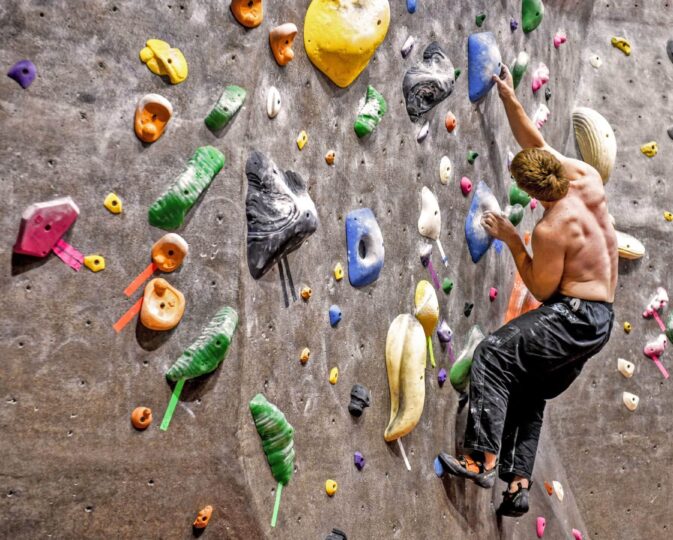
[1,0,671,538]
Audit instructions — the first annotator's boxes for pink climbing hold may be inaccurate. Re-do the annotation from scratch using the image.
[553,31,567,49]
[13,197,80,258]
[489,287,498,301]
[460,176,473,196]
[644,334,669,379]
[572,529,583,540]
[530,198,538,210]
[536,516,546,538]
[531,63,550,93]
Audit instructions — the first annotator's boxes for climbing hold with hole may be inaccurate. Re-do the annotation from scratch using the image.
[415,280,439,367]
[325,150,336,166]
[401,36,415,58]
[553,31,567,48]
[522,0,544,33]
[611,37,631,56]
[231,0,263,28]
[148,146,225,230]
[439,156,452,185]
[460,177,473,196]
[615,231,645,260]
[139,39,188,84]
[329,367,339,385]
[643,287,668,321]
[300,348,311,364]
[475,13,485,27]
[640,141,658,158]
[269,23,298,66]
[300,287,312,301]
[623,322,632,333]
[450,325,484,392]
[531,62,549,93]
[325,479,338,496]
[617,358,634,378]
[510,51,529,90]
[333,263,344,281]
[506,204,524,226]
[296,130,308,150]
[329,305,342,327]
[589,54,602,68]
[140,278,185,331]
[664,211,673,222]
[489,287,498,301]
[509,183,531,207]
[354,85,387,138]
[510,18,518,32]
[303,0,390,88]
[267,86,281,118]
[13,197,79,258]
[572,107,616,183]
[152,233,189,272]
[416,122,430,143]
[354,451,365,470]
[7,59,36,89]
[131,407,153,430]
[442,278,453,294]
[346,208,384,287]
[245,151,319,279]
[84,255,105,272]
[349,384,371,417]
[445,111,457,132]
[466,181,500,263]
[467,32,502,103]
[407,0,416,13]
[467,151,479,165]
[403,41,455,122]
[193,505,213,529]
[165,306,238,381]
[463,302,474,317]
[533,103,550,129]
[103,193,122,214]
[536,517,546,538]
[204,85,246,131]
[438,368,447,386]
[134,94,172,143]
[384,314,426,441]
[623,392,639,412]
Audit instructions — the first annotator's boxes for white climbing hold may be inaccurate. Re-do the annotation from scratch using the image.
[615,230,645,260]
[401,36,415,58]
[623,391,639,411]
[418,187,447,264]
[572,107,617,183]
[266,86,281,118]
[552,481,564,502]
[617,358,635,378]
[416,121,430,143]
[439,156,452,185]
[533,104,550,129]
[589,54,602,68]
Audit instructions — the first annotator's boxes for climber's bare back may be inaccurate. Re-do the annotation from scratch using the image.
[534,148,618,303]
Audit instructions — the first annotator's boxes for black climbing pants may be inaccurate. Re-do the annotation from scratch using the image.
[463,294,614,482]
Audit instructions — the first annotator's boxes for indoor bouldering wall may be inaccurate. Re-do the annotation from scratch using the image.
[1,1,672,539]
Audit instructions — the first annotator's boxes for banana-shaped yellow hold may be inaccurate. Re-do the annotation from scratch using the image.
[384,314,427,442]
[414,280,439,368]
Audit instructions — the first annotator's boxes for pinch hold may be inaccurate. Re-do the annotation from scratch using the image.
[467,150,479,165]
[510,51,529,90]
[611,36,631,56]
[522,0,544,33]
[416,121,429,143]
[354,85,387,138]
[532,103,550,129]
[140,278,186,331]
[442,278,454,294]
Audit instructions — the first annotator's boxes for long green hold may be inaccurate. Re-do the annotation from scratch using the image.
[166,306,238,381]
[354,85,387,138]
[449,325,484,392]
[522,0,544,33]
[250,393,295,486]
[204,85,247,131]
[148,146,225,230]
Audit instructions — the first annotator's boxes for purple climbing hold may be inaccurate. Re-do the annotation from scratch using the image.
[7,60,36,89]
[510,18,519,32]
[354,451,366,470]
[438,368,447,386]
[437,320,452,343]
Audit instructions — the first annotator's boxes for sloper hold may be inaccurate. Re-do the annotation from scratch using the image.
[354,85,387,138]
[148,146,225,230]
[572,107,616,183]
[245,151,319,279]
[522,0,544,33]
[509,183,531,207]
[166,307,238,381]
[384,314,426,442]
[510,51,529,90]
[439,156,452,184]
[303,0,390,88]
[346,208,384,287]
[249,393,295,485]
[267,86,281,118]
[14,197,80,257]
[139,39,188,84]
[403,42,455,122]
[204,85,246,131]
[465,181,500,263]
[615,230,645,260]
[449,325,485,392]
[467,32,502,103]
[418,187,441,240]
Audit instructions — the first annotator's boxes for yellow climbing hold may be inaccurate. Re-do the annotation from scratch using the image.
[300,347,311,364]
[664,211,673,222]
[304,0,391,88]
[84,254,106,272]
[103,193,122,214]
[325,479,338,496]
[640,141,658,158]
[333,262,344,281]
[139,39,188,84]
[329,367,339,385]
[300,286,312,300]
[623,321,632,333]
[610,37,631,56]
[297,130,308,150]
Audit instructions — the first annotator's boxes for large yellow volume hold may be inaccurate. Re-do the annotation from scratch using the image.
[139,39,188,84]
[384,314,426,442]
[303,0,390,88]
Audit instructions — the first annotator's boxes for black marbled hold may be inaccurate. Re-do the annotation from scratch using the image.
[325,528,348,540]
[348,383,371,417]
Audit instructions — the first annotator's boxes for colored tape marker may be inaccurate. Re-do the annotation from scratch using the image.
[112,297,143,333]
[124,262,157,297]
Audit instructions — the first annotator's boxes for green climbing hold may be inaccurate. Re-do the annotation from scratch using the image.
[449,325,484,392]
[250,393,295,486]
[354,85,387,138]
[475,13,486,27]
[467,150,479,165]
[148,146,225,230]
[454,68,462,80]
[508,182,531,207]
[204,85,247,131]
[522,0,544,33]
[442,278,453,294]
[510,51,529,90]
[506,204,524,226]
[166,306,238,381]
[666,312,673,343]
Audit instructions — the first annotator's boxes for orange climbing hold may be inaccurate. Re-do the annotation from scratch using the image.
[131,406,153,430]
[269,23,298,66]
[231,0,263,28]
[504,271,541,324]
[193,505,213,529]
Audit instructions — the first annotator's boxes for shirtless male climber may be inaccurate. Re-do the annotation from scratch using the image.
[437,66,617,517]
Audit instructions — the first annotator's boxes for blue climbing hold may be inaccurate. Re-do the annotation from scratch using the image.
[465,181,500,263]
[467,32,502,103]
[407,0,417,13]
[329,305,342,327]
[345,208,384,287]
[433,456,444,477]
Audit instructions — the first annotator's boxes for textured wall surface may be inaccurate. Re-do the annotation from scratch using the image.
[1,1,672,539]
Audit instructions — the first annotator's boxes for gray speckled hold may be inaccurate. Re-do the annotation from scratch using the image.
[245,151,319,279]
[348,384,371,417]
[403,42,455,123]
[667,39,673,64]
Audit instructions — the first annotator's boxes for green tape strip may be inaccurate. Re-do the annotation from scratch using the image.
[428,336,436,368]
[160,379,185,431]
[270,481,283,528]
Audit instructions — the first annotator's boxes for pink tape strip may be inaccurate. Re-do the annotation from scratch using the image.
[652,357,670,379]
[52,239,84,271]
[652,311,666,333]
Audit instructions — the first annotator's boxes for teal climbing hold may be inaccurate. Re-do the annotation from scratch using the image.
[522,0,544,33]
[354,85,387,138]
[468,32,502,103]
[467,150,479,164]
[475,13,486,27]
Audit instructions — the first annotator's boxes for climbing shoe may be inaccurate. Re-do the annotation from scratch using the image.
[437,452,497,488]
[496,482,531,517]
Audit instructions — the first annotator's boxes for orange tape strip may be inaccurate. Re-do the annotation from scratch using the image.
[124,262,157,297]
[113,297,143,333]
